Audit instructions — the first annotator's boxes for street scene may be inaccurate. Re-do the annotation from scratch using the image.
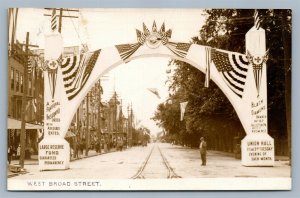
[7,8,291,190]
[8,143,289,180]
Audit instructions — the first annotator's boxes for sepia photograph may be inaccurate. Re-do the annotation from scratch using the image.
[7,8,291,190]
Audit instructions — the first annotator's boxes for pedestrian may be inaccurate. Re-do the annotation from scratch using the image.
[199,137,207,166]
[8,146,13,164]
[17,144,21,159]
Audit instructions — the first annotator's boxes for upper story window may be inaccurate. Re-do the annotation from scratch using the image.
[28,77,32,96]
[20,74,23,93]
[10,68,14,90]
[15,71,19,92]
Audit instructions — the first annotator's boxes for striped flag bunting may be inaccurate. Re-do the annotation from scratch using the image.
[254,10,262,30]
[51,9,57,32]
[116,22,188,61]
[211,49,250,98]
[246,50,269,97]
[61,49,101,100]
[27,58,33,74]
[27,57,38,79]
[165,42,192,59]
[115,43,141,62]
[204,47,211,87]
[48,66,58,99]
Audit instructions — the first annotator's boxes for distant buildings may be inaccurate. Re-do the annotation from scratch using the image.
[8,42,44,158]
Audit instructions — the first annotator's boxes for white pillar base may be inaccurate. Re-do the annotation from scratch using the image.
[39,137,70,171]
[241,133,274,166]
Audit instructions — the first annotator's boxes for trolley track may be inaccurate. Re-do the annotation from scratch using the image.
[131,144,181,179]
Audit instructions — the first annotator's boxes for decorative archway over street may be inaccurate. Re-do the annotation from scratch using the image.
[39,21,274,170]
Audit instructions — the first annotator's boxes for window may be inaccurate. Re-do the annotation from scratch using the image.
[20,74,23,93]
[15,71,19,92]
[10,68,14,90]
[28,78,32,96]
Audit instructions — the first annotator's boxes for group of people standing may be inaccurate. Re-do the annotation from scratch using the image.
[7,145,21,164]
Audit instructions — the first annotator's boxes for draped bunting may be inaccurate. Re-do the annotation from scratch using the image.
[165,42,192,59]
[211,48,250,98]
[115,43,141,62]
[60,49,101,100]
[115,22,192,61]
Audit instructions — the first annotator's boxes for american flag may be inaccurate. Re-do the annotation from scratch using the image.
[61,49,101,100]
[136,29,146,45]
[212,49,249,98]
[115,43,141,61]
[165,42,191,58]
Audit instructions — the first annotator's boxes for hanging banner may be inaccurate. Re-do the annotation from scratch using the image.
[204,47,211,87]
[180,101,188,121]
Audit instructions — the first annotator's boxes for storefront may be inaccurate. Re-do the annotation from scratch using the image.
[7,118,43,159]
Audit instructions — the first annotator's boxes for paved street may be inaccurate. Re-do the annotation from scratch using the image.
[8,143,290,181]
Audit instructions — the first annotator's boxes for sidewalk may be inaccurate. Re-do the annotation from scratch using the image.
[7,148,119,178]
[161,144,290,178]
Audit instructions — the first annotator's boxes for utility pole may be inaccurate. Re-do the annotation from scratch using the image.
[98,80,102,154]
[127,105,130,147]
[9,8,19,55]
[58,8,63,33]
[19,32,29,168]
[114,92,117,132]
[130,104,133,147]
[19,32,38,168]
[44,8,79,34]
[85,93,90,156]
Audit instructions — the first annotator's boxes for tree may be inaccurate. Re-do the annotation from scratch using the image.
[153,9,291,154]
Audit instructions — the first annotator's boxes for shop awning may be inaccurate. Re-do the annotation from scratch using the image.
[7,118,44,129]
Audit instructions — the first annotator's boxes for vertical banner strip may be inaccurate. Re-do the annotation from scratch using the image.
[51,8,57,32]
[205,47,211,88]
[180,101,188,121]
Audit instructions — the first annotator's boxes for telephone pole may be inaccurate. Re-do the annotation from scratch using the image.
[19,32,38,168]
[85,93,90,156]
[97,80,102,154]
[44,8,79,34]
[130,104,133,147]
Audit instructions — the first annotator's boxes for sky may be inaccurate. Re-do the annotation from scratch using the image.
[15,8,206,135]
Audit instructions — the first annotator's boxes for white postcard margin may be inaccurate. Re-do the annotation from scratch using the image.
[7,178,291,191]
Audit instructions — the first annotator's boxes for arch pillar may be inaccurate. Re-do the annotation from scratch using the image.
[241,27,274,166]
